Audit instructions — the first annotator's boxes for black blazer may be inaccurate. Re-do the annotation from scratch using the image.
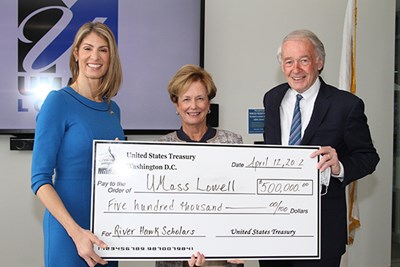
[263,77,380,258]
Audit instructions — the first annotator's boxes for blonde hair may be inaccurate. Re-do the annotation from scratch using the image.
[168,64,217,103]
[69,22,122,100]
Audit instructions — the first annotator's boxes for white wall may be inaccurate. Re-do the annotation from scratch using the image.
[0,1,394,266]
[346,1,394,266]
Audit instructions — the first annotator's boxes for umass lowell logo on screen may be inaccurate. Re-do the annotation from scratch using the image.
[17,0,118,112]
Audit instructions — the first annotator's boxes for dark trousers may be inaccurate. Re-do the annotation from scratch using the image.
[259,257,341,267]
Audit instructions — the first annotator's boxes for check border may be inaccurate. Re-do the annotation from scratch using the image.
[91,141,321,260]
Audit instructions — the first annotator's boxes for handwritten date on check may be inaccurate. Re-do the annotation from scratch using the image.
[91,141,321,261]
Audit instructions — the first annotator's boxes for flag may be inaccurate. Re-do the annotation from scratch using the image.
[339,0,359,245]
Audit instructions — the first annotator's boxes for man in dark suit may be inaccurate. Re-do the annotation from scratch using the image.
[260,29,380,267]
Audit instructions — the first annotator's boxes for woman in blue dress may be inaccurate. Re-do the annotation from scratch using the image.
[31,22,124,267]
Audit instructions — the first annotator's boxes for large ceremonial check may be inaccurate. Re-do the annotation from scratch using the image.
[91,140,321,261]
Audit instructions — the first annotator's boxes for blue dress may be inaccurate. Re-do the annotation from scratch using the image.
[31,87,124,267]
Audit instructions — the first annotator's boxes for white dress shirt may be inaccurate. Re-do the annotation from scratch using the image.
[280,79,320,146]
[279,78,344,182]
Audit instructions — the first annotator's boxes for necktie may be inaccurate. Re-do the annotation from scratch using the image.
[289,94,303,145]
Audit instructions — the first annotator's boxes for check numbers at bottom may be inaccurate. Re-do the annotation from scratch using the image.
[98,246,194,251]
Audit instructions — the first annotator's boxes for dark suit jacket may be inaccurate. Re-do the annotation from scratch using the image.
[263,77,380,259]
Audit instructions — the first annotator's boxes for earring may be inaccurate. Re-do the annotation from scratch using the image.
[176,111,179,116]
[208,109,211,114]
